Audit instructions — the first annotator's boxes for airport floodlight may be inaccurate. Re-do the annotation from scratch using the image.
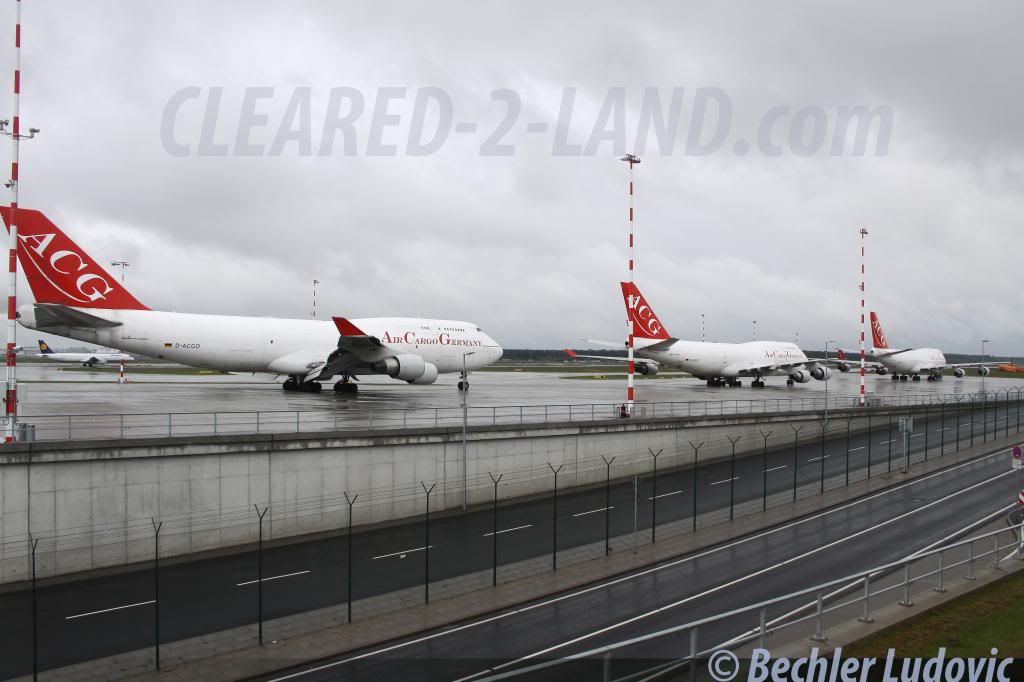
[620,154,641,165]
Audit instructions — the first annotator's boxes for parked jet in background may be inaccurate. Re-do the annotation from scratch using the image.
[3,209,502,393]
[37,339,133,366]
[568,283,836,388]
[836,312,1002,382]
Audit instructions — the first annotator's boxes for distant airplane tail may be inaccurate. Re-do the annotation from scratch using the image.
[620,282,671,340]
[0,208,149,310]
[837,348,846,360]
[869,311,889,349]
[37,339,53,354]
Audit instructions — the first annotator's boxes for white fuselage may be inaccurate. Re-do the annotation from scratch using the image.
[636,339,813,378]
[18,307,503,378]
[869,347,947,375]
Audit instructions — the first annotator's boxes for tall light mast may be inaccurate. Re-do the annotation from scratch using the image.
[620,154,640,417]
[1,0,39,442]
[859,228,869,406]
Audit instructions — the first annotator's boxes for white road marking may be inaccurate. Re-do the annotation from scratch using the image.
[266,446,1013,682]
[236,570,310,587]
[66,600,155,621]
[648,490,684,500]
[468,466,1017,675]
[709,476,739,486]
[879,440,893,445]
[574,506,613,517]
[763,465,787,473]
[372,546,432,560]
[806,455,829,462]
[484,525,532,537]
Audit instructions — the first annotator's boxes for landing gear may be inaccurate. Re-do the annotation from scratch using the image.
[899,375,909,382]
[786,379,795,387]
[752,379,766,388]
[891,374,900,381]
[729,379,742,387]
[282,376,323,392]
[457,371,469,391]
[334,381,358,394]
[911,374,921,382]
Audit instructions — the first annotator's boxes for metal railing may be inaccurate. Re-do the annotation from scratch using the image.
[12,388,1024,443]
[479,514,1024,681]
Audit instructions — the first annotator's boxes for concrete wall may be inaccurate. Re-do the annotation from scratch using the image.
[0,403,967,583]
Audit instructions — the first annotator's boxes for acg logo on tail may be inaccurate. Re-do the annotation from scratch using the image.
[19,231,115,304]
[621,282,670,340]
[870,312,888,349]
[0,208,148,310]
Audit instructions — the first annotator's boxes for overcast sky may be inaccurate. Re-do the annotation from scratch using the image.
[2,1,1022,354]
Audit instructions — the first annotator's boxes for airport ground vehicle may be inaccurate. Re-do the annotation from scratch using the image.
[3,208,502,392]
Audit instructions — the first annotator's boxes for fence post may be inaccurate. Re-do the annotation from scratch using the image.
[970,394,976,447]
[888,413,894,471]
[811,589,826,642]
[688,442,703,532]
[866,413,872,474]
[648,449,662,542]
[923,403,929,460]
[934,550,946,593]
[687,627,700,682]
[421,482,436,603]
[727,436,740,520]
[992,533,1000,569]
[601,456,615,555]
[151,519,163,670]
[858,573,873,623]
[31,537,39,682]
[488,473,503,586]
[956,396,961,451]
[818,419,828,494]
[939,399,945,455]
[965,540,976,580]
[254,505,269,644]
[758,607,767,648]
[845,418,853,487]
[344,492,358,623]
[759,430,772,511]
[899,563,913,606]
[548,464,562,570]
[790,425,804,503]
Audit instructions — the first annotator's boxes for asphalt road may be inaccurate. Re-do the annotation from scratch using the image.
[261,435,1021,681]
[0,405,1019,679]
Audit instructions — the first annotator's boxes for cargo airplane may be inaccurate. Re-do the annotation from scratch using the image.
[568,282,837,388]
[36,339,133,366]
[834,312,1002,382]
[2,209,502,393]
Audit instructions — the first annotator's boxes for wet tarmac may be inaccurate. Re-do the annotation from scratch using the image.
[15,363,1021,418]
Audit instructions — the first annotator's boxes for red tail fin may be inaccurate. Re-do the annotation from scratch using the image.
[837,348,846,360]
[869,311,889,349]
[0,208,148,310]
[621,282,670,340]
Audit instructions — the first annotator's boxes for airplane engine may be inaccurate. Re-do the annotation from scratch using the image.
[408,363,438,384]
[375,354,427,381]
[810,366,832,381]
[836,362,850,373]
[789,370,811,383]
[977,366,991,377]
[637,363,658,376]
[15,304,36,329]
[875,367,888,376]
[954,368,965,378]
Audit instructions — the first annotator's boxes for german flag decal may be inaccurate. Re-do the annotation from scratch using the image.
[164,342,172,348]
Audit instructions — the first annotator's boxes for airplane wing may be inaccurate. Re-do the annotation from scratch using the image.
[941,361,1006,369]
[302,317,386,382]
[564,349,659,367]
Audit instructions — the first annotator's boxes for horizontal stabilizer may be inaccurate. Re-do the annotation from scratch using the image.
[32,303,122,329]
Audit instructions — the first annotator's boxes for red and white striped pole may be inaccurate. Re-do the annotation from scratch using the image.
[4,0,23,443]
[858,227,869,407]
[118,359,125,384]
[621,154,640,417]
